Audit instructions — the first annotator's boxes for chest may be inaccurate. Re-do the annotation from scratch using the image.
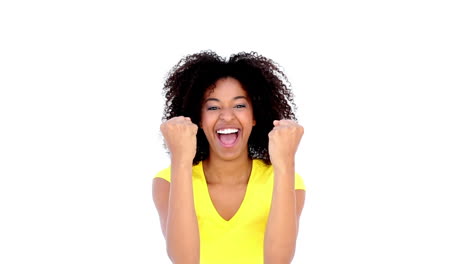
[207,183,247,221]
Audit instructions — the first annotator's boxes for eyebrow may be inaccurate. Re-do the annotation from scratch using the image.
[204,96,248,103]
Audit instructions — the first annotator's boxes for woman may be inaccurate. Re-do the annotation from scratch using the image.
[153,51,306,264]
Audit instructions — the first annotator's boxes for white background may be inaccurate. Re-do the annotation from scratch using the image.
[1,0,467,263]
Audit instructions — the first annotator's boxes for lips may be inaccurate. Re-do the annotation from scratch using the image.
[216,128,240,147]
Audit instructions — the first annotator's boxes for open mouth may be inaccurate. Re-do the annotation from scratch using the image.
[216,128,239,147]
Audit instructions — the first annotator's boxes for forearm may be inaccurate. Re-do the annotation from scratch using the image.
[264,164,297,264]
[166,161,200,263]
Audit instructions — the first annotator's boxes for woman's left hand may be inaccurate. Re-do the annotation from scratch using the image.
[268,119,304,171]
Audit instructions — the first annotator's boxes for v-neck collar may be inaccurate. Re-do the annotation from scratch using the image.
[198,160,256,224]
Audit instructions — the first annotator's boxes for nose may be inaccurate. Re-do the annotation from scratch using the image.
[219,108,234,121]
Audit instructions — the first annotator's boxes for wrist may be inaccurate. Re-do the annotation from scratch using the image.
[170,158,193,170]
[170,152,194,164]
[271,159,295,174]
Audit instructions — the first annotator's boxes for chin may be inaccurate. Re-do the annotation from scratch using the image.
[211,148,247,161]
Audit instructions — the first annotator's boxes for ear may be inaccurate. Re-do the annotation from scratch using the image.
[253,119,256,126]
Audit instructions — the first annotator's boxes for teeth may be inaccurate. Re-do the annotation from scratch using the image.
[217,128,239,134]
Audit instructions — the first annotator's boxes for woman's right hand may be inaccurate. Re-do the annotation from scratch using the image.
[160,116,198,163]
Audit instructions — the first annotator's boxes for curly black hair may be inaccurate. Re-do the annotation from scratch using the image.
[162,50,296,165]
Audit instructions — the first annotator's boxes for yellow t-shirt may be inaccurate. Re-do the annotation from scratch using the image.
[155,159,306,264]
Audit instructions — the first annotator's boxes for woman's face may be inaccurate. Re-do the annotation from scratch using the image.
[200,77,256,161]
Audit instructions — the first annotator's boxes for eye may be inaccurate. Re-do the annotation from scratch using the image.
[234,104,246,109]
[207,106,219,111]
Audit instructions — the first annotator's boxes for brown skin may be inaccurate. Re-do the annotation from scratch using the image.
[200,78,256,167]
[153,78,305,263]
[264,119,305,264]
[156,116,200,263]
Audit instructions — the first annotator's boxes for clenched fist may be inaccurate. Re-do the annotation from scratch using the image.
[268,120,304,170]
[160,116,198,164]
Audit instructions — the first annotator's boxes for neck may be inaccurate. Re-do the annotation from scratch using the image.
[202,155,253,185]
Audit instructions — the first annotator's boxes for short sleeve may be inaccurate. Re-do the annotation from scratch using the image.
[154,167,171,183]
[295,173,306,190]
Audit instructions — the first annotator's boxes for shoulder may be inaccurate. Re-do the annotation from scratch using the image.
[153,162,204,183]
[252,159,306,190]
[154,166,171,182]
[294,172,306,191]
